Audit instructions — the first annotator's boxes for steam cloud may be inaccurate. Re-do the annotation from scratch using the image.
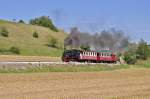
[64,27,129,52]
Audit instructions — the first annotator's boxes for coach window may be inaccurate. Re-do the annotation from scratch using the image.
[107,53,109,56]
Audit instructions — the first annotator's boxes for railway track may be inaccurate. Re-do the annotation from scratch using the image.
[0,61,116,65]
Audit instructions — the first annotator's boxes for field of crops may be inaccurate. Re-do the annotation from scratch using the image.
[0,68,150,99]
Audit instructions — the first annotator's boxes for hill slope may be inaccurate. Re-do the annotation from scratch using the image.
[0,20,67,56]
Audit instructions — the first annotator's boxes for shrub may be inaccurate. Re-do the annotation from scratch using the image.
[33,31,39,38]
[0,48,10,54]
[18,20,25,23]
[124,52,137,64]
[136,39,149,60]
[9,46,20,54]
[29,16,58,32]
[48,37,58,48]
[1,28,9,37]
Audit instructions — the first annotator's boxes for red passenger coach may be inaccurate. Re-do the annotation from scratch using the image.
[97,50,117,63]
[62,49,117,63]
[79,51,97,62]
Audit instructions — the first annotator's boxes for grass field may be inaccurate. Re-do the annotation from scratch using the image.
[0,64,135,73]
[0,20,67,56]
[0,68,150,99]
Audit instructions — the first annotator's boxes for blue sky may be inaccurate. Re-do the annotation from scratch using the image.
[0,0,150,43]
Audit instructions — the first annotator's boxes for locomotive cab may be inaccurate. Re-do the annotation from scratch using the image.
[62,50,81,62]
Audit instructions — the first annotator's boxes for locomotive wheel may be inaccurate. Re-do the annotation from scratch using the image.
[63,56,70,62]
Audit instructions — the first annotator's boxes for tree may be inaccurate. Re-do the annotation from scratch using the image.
[29,16,58,32]
[18,20,25,23]
[136,39,149,60]
[1,28,9,37]
[33,31,39,38]
[124,52,137,64]
[48,37,58,48]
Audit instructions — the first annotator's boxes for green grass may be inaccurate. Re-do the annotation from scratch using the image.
[0,19,67,56]
[0,64,131,73]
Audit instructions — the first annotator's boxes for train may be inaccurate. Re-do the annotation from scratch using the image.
[62,49,117,63]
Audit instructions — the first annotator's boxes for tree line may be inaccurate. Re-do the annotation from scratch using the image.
[15,16,58,32]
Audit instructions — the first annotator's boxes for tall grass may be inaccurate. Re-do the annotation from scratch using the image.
[0,64,130,73]
[136,58,150,68]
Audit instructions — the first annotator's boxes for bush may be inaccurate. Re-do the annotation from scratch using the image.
[33,31,39,38]
[0,48,10,54]
[1,28,9,37]
[48,37,58,48]
[29,16,58,32]
[9,46,20,54]
[18,20,25,23]
[124,52,137,64]
[136,39,149,60]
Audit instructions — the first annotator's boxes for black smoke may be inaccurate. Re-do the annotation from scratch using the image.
[64,27,129,52]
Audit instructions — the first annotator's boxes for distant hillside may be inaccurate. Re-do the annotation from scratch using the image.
[0,19,67,56]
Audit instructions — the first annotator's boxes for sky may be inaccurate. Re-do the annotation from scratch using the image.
[0,0,150,43]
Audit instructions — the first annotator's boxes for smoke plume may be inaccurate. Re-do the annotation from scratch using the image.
[64,27,129,52]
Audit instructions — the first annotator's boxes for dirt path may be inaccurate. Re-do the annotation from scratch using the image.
[0,55,61,62]
[0,68,150,99]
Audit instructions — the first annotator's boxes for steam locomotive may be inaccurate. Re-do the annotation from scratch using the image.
[62,49,117,63]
